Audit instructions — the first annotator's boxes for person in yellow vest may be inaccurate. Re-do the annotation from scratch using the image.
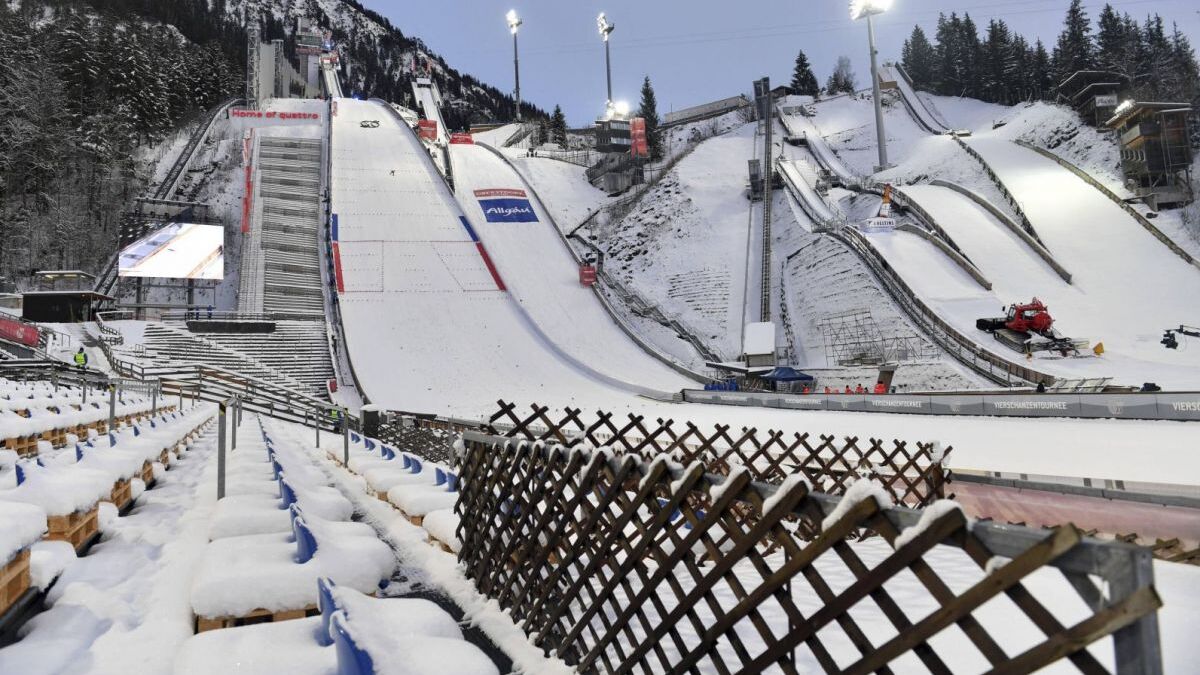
[329,408,342,433]
[73,348,88,370]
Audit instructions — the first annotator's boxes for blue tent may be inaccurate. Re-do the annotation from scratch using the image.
[759,366,813,382]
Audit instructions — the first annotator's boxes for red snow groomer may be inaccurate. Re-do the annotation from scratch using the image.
[976,298,1086,356]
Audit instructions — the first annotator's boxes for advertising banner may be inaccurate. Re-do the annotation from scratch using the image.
[474,188,538,223]
[1155,394,1200,421]
[0,317,39,347]
[418,119,438,141]
[1077,394,1160,420]
[449,133,474,145]
[981,395,1080,418]
[579,265,597,286]
[630,117,648,158]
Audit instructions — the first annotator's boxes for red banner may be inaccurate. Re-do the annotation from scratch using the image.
[418,119,438,141]
[579,265,597,287]
[449,132,474,145]
[241,166,253,234]
[630,117,648,158]
[0,317,39,347]
[231,109,321,121]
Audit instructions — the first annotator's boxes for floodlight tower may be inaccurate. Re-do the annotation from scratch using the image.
[851,0,892,170]
[598,13,615,113]
[507,10,523,122]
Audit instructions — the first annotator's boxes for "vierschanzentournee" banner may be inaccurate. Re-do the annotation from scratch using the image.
[474,188,538,223]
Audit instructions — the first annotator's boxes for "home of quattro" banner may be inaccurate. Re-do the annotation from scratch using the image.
[474,188,538,223]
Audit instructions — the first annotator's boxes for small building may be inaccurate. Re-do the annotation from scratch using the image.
[32,270,95,292]
[1057,71,1128,127]
[742,322,776,368]
[1106,101,1194,209]
[22,291,112,323]
[594,118,632,153]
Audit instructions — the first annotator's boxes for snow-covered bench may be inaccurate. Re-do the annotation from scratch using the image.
[0,501,46,617]
[176,577,497,675]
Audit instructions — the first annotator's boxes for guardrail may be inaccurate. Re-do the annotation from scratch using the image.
[894,222,993,290]
[479,142,721,371]
[952,136,1048,246]
[1014,140,1200,272]
[831,227,1056,386]
[683,387,1200,422]
[928,179,1073,283]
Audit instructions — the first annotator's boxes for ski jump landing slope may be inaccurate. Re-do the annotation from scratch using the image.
[448,143,697,391]
[778,113,858,185]
[878,65,950,134]
[412,81,447,144]
[328,98,668,414]
[963,137,1200,388]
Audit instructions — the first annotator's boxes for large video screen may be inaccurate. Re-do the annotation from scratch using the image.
[118,223,224,280]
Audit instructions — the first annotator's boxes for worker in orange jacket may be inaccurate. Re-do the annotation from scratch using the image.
[843,385,852,394]
[873,381,887,394]
[854,384,864,394]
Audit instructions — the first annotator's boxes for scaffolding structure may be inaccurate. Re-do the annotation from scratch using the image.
[817,308,936,366]
[245,23,260,110]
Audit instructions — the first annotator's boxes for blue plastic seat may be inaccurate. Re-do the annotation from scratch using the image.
[293,516,318,563]
[316,577,339,646]
[364,439,376,451]
[383,448,395,461]
[280,479,298,508]
[400,454,412,470]
[434,468,446,486]
[330,611,374,675]
[446,473,459,493]
[408,458,422,474]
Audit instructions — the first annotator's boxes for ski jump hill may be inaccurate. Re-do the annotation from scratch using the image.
[327,98,692,416]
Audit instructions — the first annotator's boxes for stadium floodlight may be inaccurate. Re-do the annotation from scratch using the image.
[849,0,893,20]
[614,100,630,117]
[507,10,524,121]
[851,0,891,170]
[1113,99,1135,117]
[598,12,615,108]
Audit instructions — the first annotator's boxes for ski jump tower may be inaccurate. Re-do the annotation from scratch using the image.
[245,22,261,110]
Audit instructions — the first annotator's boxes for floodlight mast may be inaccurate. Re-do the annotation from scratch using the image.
[598,13,615,109]
[507,10,523,122]
[850,0,891,170]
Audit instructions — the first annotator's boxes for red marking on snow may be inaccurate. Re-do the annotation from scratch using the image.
[472,188,526,198]
[474,242,506,291]
[332,243,345,293]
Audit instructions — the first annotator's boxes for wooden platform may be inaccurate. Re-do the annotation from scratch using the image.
[46,506,99,553]
[194,604,318,633]
[0,550,31,618]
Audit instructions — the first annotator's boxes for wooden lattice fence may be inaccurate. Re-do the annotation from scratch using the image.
[484,400,952,509]
[455,432,1163,674]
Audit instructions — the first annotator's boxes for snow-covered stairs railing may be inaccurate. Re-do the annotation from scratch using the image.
[484,401,951,509]
[190,417,395,632]
[456,431,1164,674]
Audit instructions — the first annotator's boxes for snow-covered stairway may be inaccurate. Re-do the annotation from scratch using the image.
[165,320,335,398]
[139,323,316,394]
[240,137,326,316]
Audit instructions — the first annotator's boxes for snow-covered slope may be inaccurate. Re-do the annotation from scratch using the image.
[448,142,697,389]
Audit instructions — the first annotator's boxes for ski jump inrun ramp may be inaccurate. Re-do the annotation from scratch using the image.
[327,98,692,416]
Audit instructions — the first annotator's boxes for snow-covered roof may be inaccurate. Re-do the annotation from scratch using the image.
[742,322,775,356]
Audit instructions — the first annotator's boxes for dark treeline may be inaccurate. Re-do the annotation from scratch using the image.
[0,1,242,284]
[901,0,1199,109]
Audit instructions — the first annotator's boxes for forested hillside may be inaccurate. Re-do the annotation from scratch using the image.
[0,1,243,288]
[0,0,539,290]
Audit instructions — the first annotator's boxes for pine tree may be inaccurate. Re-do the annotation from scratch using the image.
[933,13,961,95]
[1030,39,1053,99]
[550,105,567,148]
[789,49,819,97]
[957,13,982,98]
[537,117,549,147]
[1095,4,1133,76]
[901,26,936,88]
[825,56,856,95]
[637,76,663,159]
[981,20,1014,104]
[1052,0,1095,83]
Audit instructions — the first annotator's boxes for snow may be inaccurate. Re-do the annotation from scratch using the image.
[893,499,967,549]
[820,478,892,531]
[742,322,775,356]
[761,473,809,515]
[0,500,47,565]
[28,540,75,590]
[965,136,1200,389]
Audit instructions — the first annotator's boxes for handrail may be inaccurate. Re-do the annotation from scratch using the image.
[952,136,1048,247]
[928,179,1073,283]
[476,142,713,380]
[1014,140,1200,272]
